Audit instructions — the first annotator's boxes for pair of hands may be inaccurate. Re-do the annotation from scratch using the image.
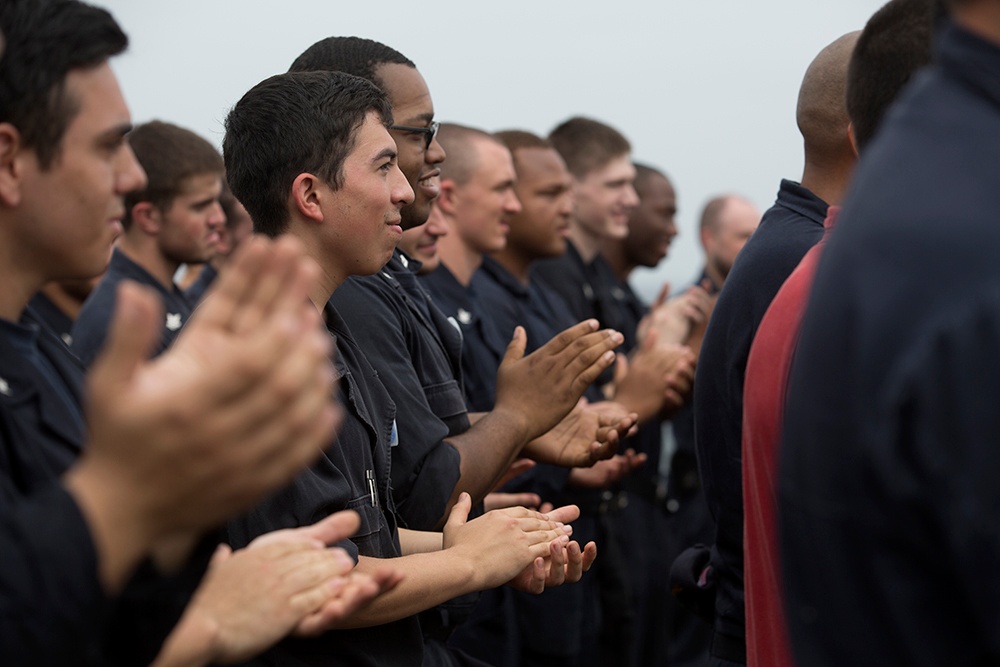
[66,236,341,591]
[638,281,714,348]
[443,493,596,595]
[153,511,402,666]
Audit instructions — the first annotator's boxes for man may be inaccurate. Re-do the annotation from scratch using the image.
[743,3,935,664]
[688,30,859,666]
[0,1,351,662]
[222,68,604,666]
[28,277,99,346]
[697,195,761,294]
[777,0,998,664]
[185,182,254,304]
[420,123,523,412]
[72,120,225,365]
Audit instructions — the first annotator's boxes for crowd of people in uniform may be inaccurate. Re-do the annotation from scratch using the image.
[2,0,999,665]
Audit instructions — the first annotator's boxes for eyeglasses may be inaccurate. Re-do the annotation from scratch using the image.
[388,121,440,150]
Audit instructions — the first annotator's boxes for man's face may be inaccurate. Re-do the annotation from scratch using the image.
[705,197,759,279]
[324,111,414,277]
[398,197,448,274]
[571,154,639,241]
[216,198,253,258]
[157,172,225,266]
[449,138,520,255]
[376,63,445,231]
[507,146,573,261]
[624,172,678,268]
[10,62,147,282]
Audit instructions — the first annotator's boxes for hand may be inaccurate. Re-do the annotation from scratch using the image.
[152,511,401,666]
[493,320,623,442]
[638,282,713,347]
[567,449,647,489]
[67,237,341,590]
[508,539,598,593]
[662,350,697,416]
[442,493,573,590]
[612,331,695,422]
[522,399,637,467]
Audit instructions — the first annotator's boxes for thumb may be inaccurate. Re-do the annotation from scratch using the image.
[88,282,161,392]
[654,281,672,308]
[299,509,362,546]
[209,543,233,569]
[445,492,473,532]
[642,325,659,352]
[613,353,629,387]
[502,326,527,365]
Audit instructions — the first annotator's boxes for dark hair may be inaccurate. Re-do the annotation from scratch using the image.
[847,0,935,151]
[548,116,631,179]
[0,0,128,169]
[223,70,393,237]
[633,162,669,197]
[288,36,414,91]
[494,129,553,154]
[123,120,224,227]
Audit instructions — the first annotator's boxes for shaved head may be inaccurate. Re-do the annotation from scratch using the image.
[796,31,860,163]
[437,123,502,186]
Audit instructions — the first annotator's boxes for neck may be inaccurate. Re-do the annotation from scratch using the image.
[800,155,855,208]
[567,222,602,263]
[437,222,483,287]
[600,239,633,283]
[0,223,52,320]
[38,283,87,321]
[118,234,179,290]
[491,246,534,285]
[954,2,1000,46]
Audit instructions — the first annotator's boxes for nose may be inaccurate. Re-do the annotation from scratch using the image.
[504,188,522,214]
[117,143,147,195]
[623,183,640,209]
[426,135,446,167]
[392,165,415,206]
[208,201,225,229]
[558,191,574,216]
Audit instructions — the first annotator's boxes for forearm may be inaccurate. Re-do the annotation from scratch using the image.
[336,553,478,628]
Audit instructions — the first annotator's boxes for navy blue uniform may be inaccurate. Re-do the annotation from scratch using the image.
[0,307,210,666]
[691,179,827,663]
[28,291,74,346]
[780,22,1000,666]
[183,263,217,305]
[72,248,194,367]
[420,263,508,413]
[228,305,424,667]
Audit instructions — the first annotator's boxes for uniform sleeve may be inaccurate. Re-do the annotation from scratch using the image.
[332,279,461,531]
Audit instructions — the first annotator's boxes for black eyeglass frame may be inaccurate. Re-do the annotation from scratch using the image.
[388,121,440,150]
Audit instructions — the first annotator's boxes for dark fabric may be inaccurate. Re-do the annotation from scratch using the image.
[230,305,424,667]
[0,310,208,666]
[780,23,1000,667]
[330,250,464,532]
[692,178,828,660]
[28,291,74,347]
[72,248,193,367]
[420,263,508,413]
[183,263,217,305]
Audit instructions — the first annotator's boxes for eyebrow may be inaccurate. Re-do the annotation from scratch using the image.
[400,112,434,126]
[372,147,398,164]
[100,123,134,142]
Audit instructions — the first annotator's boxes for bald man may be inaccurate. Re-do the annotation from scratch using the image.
[684,31,860,667]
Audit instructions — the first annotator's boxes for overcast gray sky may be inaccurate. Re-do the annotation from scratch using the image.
[95,0,881,299]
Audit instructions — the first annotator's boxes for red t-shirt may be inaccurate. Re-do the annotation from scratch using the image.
[742,207,839,667]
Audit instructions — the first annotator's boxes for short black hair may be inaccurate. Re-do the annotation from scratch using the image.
[0,0,128,169]
[288,36,414,91]
[223,70,393,237]
[847,0,935,151]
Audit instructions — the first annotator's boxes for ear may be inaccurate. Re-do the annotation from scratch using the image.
[699,226,713,253]
[0,123,25,207]
[847,122,860,159]
[130,201,161,236]
[436,177,460,215]
[291,173,325,224]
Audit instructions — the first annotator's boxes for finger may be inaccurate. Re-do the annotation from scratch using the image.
[296,510,362,547]
[208,543,233,569]
[653,282,671,308]
[88,282,162,393]
[612,352,628,388]
[542,319,601,357]
[543,504,581,524]
[189,236,272,331]
[445,492,473,531]
[546,540,567,587]
[582,541,598,572]
[563,540,584,583]
[539,502,554,514]
[500,326,528,366]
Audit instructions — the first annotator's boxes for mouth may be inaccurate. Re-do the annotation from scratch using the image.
[417,170,441,200]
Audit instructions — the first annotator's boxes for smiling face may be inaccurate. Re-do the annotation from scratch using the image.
[322,111,414,278]
[398,196,448,274]
[507,146,574,260]
[624,171,678,268]
[156,172,225,265]
[375,62,445,231]
[448,137,520,255]
[5,62,147,285]
[572,154,639,240]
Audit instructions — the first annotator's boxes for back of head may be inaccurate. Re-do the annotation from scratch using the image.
[847,0,936,151]
[0,0,127,169]
[223,70,392,237]
[548,116,631,179]
[796,31,861,163]
[494,129,553,157]
[124,120,224,226]
[288,36,415,90]
[633,163,667,199]
[437,122,499,186]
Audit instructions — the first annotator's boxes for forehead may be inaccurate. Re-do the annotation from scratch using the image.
[62,63,131,142]
[375,62,433,124]
[176,172,223,197]
[466,138,514,183]
[514,147,570,186]
[638,174,676,205]
[582,154,634,184]
[346,111,396,161]
[717,199,759,231]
